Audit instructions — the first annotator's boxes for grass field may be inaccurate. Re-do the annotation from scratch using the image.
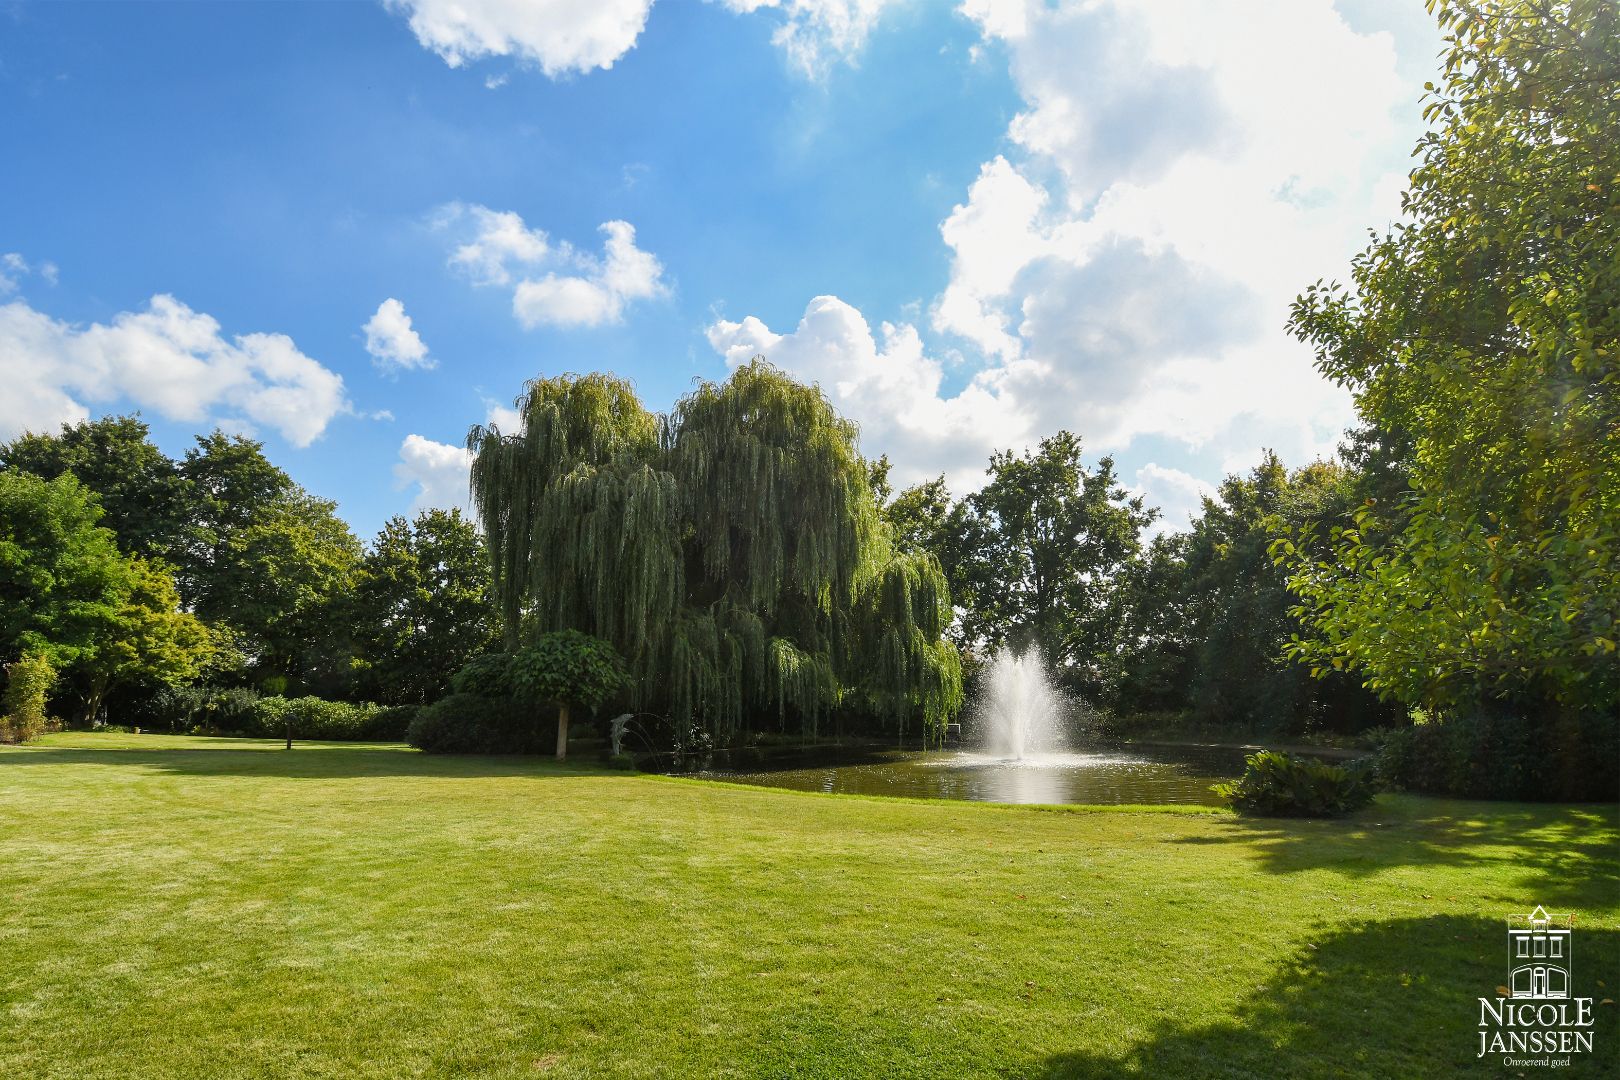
[2,733,1616,1079]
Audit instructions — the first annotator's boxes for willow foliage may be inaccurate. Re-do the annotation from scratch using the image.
[468,360,962,740]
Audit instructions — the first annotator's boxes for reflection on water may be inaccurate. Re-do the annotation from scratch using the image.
[656,743,1246,806]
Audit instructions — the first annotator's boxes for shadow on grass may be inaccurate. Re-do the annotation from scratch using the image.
[1173,799,1620,911]
[1036,916,1619,1079]
[0,742,613,781]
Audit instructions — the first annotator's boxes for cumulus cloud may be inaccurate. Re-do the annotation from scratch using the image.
[707,295,1033,492]
[512,221,667,328]
[386,0,897,78]
[709,0,1428,522]
[383,0,655,76]
[393,400,521,514]
[363,298,434,373]
[0,294,349,446]
[441,203,551,286]
[394,432,473,514]
[439,206,668,330]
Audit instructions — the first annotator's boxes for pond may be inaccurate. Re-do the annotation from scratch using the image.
[652,742,1253,806]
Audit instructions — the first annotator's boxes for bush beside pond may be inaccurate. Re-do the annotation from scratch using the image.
[1213,750,1378,817]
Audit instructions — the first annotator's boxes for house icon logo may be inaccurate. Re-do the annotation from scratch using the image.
[1507,905,1572,1000]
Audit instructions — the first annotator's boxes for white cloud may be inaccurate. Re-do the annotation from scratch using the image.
[709,0,1431,524]
[387,0,897,79]
[394,399,520,514]
[512,220,667,328]
[440,203,552,287]
[708,295,1034,493]
[394,433,473,514]
[481,397,523,431]
[0,294,349,447]
[384,0,655,76]
[1133,463,1216,535]
[1,253,56,294]
[439,206,669,330]
[363,298,434,373]
[715,0,899,75]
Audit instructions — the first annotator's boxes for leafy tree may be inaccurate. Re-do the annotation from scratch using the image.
[883,475,954,559]
[1109,530,1197,714]
[1282,0,1619,713]
[509,631,628,760]
[949,432,1154,694]
[0,415,191,559]
[1112,454,1393,733]
[0,470,210,722]
[468,361,962,742]
[221,490,362,688]
[0,470,128,669]
[176,431,296,616]
[74,555,212,723]
[352,508,499,705]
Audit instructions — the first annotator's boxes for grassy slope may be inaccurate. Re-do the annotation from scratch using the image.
[1,734,1616,1080]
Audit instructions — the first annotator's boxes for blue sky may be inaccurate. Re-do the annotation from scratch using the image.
[1,0,1440,540]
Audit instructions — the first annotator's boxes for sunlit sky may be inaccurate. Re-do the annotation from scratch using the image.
[1,0,1443,539]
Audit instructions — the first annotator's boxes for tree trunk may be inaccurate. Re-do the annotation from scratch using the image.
[555,703,570,761]
[80,677,109,729]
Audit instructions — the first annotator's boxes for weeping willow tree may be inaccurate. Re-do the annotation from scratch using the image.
[467,359,962,741]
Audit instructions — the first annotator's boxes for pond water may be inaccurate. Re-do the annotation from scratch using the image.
[654,742,1251,806]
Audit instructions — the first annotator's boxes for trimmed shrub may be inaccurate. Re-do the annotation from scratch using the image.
[1377,710,1619,802]
[0,653,56,744]
[247,696,379,741]
[407,694,542,754]
[360,704,419,742]
[1213,750,1378,817]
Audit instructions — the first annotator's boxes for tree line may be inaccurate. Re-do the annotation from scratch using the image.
[0,417,498,732]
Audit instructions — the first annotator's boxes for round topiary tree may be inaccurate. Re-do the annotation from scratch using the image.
[508,630,627,761]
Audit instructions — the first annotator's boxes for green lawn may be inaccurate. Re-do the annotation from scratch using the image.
[2,734,1616,1079]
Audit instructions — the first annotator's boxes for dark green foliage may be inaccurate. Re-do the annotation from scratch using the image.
[947,431,1153,697]
[0,653,56,743]
[351,509,499,705]
[1213,750,1379,818]
[509,631,627,710]
[406,693,542,754]
[1112,454,1395,735]
[881,474,953,559]
[361,704,420,742]
[449,654,516,698]
[1377,710,1619,802]
[144,684,262,734]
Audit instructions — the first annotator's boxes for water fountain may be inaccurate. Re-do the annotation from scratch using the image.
[657,645,1241,805]
[978,648,1066,759]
